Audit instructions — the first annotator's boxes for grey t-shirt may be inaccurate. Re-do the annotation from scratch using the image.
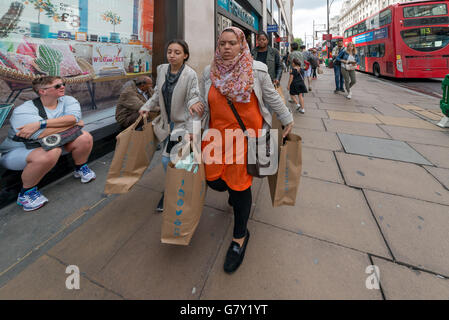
[0,95,82,153]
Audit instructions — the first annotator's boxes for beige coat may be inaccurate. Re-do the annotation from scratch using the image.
[201,61,294,130]
[116,81,154,128]
[140,64,202,142]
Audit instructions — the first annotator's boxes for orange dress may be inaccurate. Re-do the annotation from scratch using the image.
[202,86,263,191]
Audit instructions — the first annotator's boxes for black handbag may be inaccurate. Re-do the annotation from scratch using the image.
[12,97,82,151]
[226,99,272,178]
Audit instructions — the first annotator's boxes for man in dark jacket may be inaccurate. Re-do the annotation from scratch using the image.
[115,76,156,129]
[251,32,283,86]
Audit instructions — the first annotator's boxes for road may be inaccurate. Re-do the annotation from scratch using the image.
[359,71,444,98]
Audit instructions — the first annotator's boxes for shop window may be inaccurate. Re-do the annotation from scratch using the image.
[0,0,154,109]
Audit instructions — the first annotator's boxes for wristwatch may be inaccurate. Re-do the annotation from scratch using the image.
[39,120,47,129]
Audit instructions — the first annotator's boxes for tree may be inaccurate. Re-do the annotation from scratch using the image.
[293,38,303,46]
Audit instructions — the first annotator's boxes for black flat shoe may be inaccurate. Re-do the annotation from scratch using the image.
[156,194,164,212]
[224,230,250,274]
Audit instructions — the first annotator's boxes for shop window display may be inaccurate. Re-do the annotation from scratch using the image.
[0,0,154,112]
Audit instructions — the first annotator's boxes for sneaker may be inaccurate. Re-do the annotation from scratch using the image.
[74,164,96,183]
[288,98,294,103]
[224,230,250,274]
[346,93,352,99]
[17,187,48,212]
[339,89,345,92]
[308,87,312,91]
[295,104,301,111]
[298,108,305,114]
[156,194,164,212]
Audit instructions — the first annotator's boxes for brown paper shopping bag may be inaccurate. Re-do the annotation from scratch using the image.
[104,115,157,194]
[268,133,302,207]
[161,160,207,246]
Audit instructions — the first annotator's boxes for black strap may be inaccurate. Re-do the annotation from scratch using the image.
[33,98,48,120]
[226,99,248,134]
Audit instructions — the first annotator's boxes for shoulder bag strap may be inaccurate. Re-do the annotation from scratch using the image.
[226,99,247,134]
[33,98,48,120]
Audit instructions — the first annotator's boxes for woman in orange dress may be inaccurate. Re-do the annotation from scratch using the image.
[201,27,294,274]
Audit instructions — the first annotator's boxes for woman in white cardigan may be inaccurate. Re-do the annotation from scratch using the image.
[139,39,204,212]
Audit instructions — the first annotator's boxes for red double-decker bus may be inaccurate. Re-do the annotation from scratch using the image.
[343,0,449,78]
[322,35,344,59]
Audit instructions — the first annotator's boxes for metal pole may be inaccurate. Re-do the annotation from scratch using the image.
[313,20,315,48]
[327,0,330,59]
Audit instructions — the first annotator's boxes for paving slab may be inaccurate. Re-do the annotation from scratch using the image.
[414,110,443,121]
[89,205,231,299]
[374,115,444,131]
[0,156,112,274]
[253,178,390,258]
[365,190,449,277]
[337,133,432,165]
[292,117,325,131]
[299,109,329,119]
[0,255,122,300]
[201,220,382,300]
[424,166,449,190]
[301,147,344,184]
[48,185,159,276]
[317,103,360,112]
[395,104,423,111]
[373,104,421,119]
[408,143,449,169]
[336,152,449,206]
[372,257,449,300]
[292,128,342,151]
[356,106,383,115]
[380,125,449,148]
[323,119,390,139]
[327,111,381,124]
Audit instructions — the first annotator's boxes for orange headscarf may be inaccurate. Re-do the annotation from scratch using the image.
[210,27,254,103]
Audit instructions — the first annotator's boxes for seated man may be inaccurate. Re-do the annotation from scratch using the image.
[0,76,95,212]
[115,76,155,129]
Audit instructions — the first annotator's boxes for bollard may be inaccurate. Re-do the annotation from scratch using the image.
[438,75,449,128]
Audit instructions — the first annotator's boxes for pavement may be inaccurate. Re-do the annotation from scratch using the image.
[1,67,449,300]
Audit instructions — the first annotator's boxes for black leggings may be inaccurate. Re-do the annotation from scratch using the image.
[207,179,251,239]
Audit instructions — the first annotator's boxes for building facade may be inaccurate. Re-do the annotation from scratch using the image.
[0,0,293,108]
[336,0,416,35]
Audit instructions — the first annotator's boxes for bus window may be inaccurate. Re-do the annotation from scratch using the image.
[379,9,392,26]
[359,21,367,34]
[370,14,380,30]
[404,3,447,18]
[379,43,385,57]
[400,27,449,52]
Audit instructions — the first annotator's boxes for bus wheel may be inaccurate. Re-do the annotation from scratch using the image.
[373,63,381,78]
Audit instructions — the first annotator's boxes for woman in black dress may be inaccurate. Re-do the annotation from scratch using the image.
[287,58,308,113]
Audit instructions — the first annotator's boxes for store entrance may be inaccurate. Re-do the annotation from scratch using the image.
[232,22,255,50]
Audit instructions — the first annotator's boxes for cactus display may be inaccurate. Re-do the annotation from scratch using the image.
[34,44,63,76]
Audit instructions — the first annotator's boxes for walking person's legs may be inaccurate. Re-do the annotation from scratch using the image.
[341,68,352,99]
[207,179,252,273]
[349,70,357,90]
[333,66,340,93]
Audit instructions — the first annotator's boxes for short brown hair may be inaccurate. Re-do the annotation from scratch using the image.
[32,76,62,94]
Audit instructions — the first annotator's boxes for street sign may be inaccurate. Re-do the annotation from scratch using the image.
[267,24,278,33]
[280,36,288,42]
[285,42,289,47]
[322,34,332,41]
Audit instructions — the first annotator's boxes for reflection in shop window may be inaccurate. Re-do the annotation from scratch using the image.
[0,0,154,110]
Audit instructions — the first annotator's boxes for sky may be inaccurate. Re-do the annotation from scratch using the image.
[292,0,343,48]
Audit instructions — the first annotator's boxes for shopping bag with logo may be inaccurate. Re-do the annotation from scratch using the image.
[104,115,157,194]
[161,144,207,246]
[268,133,302,207]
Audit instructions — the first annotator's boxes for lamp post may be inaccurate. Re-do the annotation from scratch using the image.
[326,0,335,59]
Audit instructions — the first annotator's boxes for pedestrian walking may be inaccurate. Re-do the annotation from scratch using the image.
[139,39,205,212]
[251,31,283,87]
[201,27,293,274]
[301,46,313,91]
[332,39,345,94]
[288,58,307,114]
[336,42,359,99]
[310,49,319,79]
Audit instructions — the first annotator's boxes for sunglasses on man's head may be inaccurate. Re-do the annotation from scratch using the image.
[42,83,66,90]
